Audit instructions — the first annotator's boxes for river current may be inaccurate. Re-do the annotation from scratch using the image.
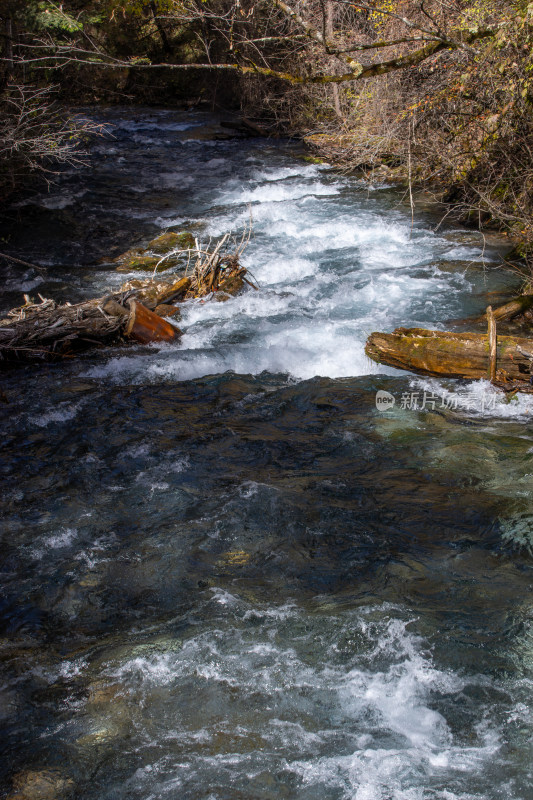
[1,108,533,800]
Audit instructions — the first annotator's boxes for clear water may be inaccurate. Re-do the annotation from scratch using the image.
[1,108,533,800]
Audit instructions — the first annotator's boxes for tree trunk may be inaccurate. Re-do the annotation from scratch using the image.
[325,1,342,117]
[150,1,172,56]
[3,17,14,87]
[365,327,533,384]
[0,288,182,365]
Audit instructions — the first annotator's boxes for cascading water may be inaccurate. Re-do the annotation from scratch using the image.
[1,108,533,800]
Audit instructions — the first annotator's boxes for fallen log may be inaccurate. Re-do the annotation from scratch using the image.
[0,229,254,366]
[157,277,192,305]
[487,305,497,383]
[0,292,181,365]
[0,295,126,363]
[365,327,533,385]
[486,294,533,323]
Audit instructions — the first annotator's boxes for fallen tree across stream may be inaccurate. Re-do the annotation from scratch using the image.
[0,232,255,366]
[366,300,533,394]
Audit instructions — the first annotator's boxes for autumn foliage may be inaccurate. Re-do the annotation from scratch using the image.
[1,0,532,263]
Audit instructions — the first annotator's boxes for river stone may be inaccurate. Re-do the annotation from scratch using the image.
[217,549,251,567]
[87,681,121,707]
[147,231,195,254]
[115,254,158,272]
[9,770,74,800]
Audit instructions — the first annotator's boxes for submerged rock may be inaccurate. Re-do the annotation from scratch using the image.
[8,770,74,800]
[86,681,122,707]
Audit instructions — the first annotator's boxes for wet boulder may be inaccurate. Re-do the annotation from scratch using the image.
[147,231,195,253]
[115,252,179,273]
[114,231,194,273]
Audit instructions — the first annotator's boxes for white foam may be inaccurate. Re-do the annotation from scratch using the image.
[29,398,88,427]
[159,171,195,187]
[251,164,323,182]
[4,275,44,292]
[206,158,228,169]
[33,657,87,685]
[80,136,494,387]
[220,179,342,205]
[46,527,78,549]
[95,605,503,799]
[412,377,533,419]
[40,192,85,209]
[30,527,79,558]
[113,118,204,134]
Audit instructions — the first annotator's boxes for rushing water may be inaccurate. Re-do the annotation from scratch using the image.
[1,108,533,800]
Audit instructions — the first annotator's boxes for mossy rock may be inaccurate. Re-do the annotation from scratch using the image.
[112,247,143,264]
[114,232,195,273]
[116,254,180,273]
[147,231,195,254]
[116,255,159,273]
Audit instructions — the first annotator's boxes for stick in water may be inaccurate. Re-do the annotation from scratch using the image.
[487,305,497,383]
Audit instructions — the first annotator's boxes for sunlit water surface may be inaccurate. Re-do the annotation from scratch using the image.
[1,109,533,800]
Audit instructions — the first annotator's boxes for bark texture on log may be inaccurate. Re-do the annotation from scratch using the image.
[489,294,533,322]
[0,287,182,365]
[365,327,533,383]
[156,277,192,305]
[0,297,125,363]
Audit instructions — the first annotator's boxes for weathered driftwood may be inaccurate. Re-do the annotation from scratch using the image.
[486,294,533,323]
[0,295,127,363]
[0,233,254,365]
[0,292,182,365]
[487,305,497,383]
[365,326,533,385]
